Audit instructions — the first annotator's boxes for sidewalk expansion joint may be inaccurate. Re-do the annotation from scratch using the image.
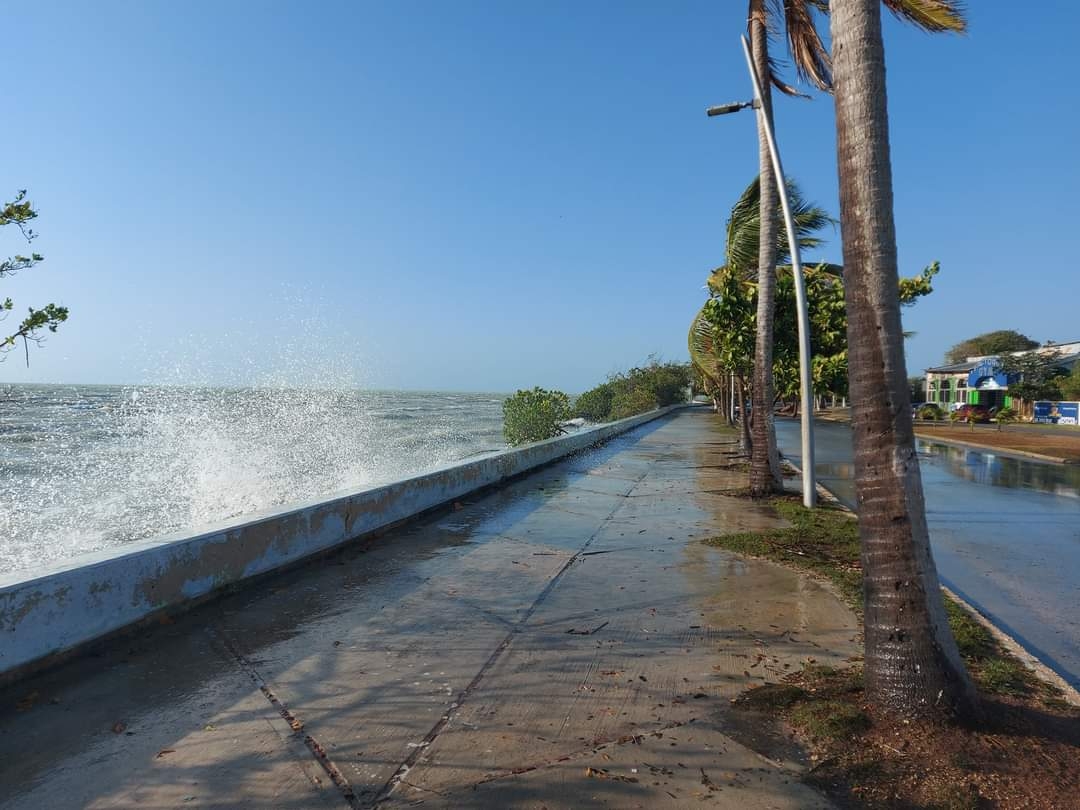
[370,463,656,807]
[207,627,363,810]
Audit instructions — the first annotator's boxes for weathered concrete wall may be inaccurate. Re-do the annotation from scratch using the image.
[0,406,680,680]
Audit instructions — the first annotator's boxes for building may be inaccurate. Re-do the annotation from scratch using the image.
[924,340,1080,412]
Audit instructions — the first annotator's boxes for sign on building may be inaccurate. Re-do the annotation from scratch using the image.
[1033,401,1080,426]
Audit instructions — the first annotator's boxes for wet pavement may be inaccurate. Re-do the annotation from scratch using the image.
[776,418,1080,690]
[0,409,857,809]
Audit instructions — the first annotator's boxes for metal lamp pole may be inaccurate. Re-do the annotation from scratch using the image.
[706,34,817,508]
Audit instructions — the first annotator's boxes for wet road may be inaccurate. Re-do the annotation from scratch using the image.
[776,419,1080,689]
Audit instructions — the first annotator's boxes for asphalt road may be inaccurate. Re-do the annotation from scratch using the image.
[776,418,1080,690]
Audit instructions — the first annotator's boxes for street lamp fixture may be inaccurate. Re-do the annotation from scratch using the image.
[706,35,817,509]
[706,100,758,117]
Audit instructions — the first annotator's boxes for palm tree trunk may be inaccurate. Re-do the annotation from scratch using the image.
[830,0,976,719]
[738,376,752,454]
[748,4,783,496]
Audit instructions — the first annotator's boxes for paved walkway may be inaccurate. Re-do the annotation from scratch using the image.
[0,409,857,809]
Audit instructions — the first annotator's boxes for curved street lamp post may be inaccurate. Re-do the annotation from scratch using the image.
[706,35,817,508]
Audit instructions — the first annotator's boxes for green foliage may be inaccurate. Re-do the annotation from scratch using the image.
[994,407,1019,430]
[976,658,1032,696]
[701,269,756,383]
[951,405,989,425]
[1061,363,1080,400]
[942,599,995,661]
[944,330,1039,365]
[626,359,691,408]
[609,386,656,420]
[897,261,939,306]
[502,387,570,446]
[723,176,834,275]
[916,404,945,420]
[694,176,941,407]
[572,359,691,423]
[2,190,68,362]
[998,350,1068,403]
[572,382,615,422]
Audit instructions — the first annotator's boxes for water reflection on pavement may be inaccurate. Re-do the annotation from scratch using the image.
[776,419,1080,690]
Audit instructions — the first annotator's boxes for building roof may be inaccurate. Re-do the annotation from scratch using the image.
[926,360,977,374]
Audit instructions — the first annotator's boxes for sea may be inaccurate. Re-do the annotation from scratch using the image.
[0,384,508,575]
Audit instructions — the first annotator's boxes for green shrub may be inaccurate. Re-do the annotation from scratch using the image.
[609,386,656,420]
[573,382,615,422]
[571,359,690,423]
[502,387,571,446]
[916,404,945,420]
[994,407,1019,430]
[630,360,691,407]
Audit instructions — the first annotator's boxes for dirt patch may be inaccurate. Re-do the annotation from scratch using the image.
[913,425,1080,462]
[735,666,1080,809]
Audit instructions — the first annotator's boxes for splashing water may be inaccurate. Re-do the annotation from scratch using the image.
[0,384,507,574]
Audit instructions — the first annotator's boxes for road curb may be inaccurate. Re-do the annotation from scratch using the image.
[913,431,1073,465]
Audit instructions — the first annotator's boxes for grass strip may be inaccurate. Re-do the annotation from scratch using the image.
[706,495,1078,808]
[704,496,1061,701]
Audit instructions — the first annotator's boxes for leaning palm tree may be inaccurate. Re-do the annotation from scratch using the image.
[745,0,831,496]
[829,0,977,719]
[692,175,831,452]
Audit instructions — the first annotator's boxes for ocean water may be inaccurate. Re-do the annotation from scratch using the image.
[0,384,507,575]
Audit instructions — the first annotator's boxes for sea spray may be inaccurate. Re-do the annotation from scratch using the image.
[0,385,505,573]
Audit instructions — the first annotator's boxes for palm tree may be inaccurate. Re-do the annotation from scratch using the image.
[745,0,831,496]
[692,175,831,453]
[828,0,976,719]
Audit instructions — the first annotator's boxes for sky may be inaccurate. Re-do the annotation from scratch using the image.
[3,0,1079,393]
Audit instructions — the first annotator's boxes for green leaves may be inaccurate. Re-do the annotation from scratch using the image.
[898,260,939,306]
[723,176,834,277]
[998,350,1069,403]
[944,330,1039,365]
[502,387,571,445]
[0,190,39,232]
[572,360,691,424]
[694,177,941,406]
[2,189,68,364]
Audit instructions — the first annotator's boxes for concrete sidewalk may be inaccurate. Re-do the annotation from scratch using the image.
[0,409,858,809]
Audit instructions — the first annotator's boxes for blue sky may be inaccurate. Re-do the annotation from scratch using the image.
[4,1,1078,393]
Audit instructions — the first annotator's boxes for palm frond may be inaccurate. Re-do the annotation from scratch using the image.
[882,0,967,33]
[725,178,763,274]
[783,0,832,91]
[769,57,811,98]
[689,305,724,386]
[723,175,835,273]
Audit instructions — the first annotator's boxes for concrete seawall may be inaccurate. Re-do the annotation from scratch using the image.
[0,406,681,682]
